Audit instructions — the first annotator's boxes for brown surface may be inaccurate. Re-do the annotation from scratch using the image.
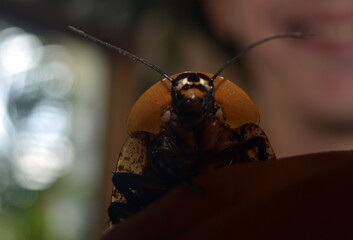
[102,150,353,240]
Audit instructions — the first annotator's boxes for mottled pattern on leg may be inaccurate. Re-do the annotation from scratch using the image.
[238,123,276,161]
[112,132,150,204]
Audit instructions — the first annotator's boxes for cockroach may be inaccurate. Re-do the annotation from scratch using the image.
[70,27,306,224]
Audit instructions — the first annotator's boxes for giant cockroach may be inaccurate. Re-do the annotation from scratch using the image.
[70,27,306,224]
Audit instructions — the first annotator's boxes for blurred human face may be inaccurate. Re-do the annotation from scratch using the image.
[203,0,353,128]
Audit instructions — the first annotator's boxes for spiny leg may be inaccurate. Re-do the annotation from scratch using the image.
[216,136,269,163]
[112,172,169,202]
[110,172,169,223]
[108,202,135,224]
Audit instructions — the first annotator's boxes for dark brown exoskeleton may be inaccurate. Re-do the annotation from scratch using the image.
[69,27,308,224]
[108,71,275,224]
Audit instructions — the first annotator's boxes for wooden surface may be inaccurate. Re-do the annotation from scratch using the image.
[102,150,353,239]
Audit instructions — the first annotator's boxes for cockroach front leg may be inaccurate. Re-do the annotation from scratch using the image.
[217,136,269,162]
[110,172,169,223]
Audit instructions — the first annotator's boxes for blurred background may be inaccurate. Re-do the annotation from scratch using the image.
[0,1,236,239]
[2,0,353,239]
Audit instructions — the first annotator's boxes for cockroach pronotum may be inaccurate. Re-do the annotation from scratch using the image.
[70,26,307,224]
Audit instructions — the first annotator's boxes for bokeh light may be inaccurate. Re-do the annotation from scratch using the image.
[0,23,96,240]
[0,27,44,75]
[0,26,75,193]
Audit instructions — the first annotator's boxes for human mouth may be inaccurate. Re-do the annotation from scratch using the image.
[282,9,353,58]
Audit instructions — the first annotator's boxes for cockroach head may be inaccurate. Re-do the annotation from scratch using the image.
[171,72,214,115]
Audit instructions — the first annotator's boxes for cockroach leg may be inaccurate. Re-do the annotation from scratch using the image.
[108,202,138,224]
[217,136,269,162]
[111,172,172,222]
[154,156,192,184]
[152,155,204,192]
[112,173,167,202]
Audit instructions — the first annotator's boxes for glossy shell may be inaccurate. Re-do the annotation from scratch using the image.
[127,71,260,134]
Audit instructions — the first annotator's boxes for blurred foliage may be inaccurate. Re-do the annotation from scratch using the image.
[0,20,108,239]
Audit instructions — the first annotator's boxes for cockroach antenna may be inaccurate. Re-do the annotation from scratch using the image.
[68,26,174,82]
[211,33,312,81]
